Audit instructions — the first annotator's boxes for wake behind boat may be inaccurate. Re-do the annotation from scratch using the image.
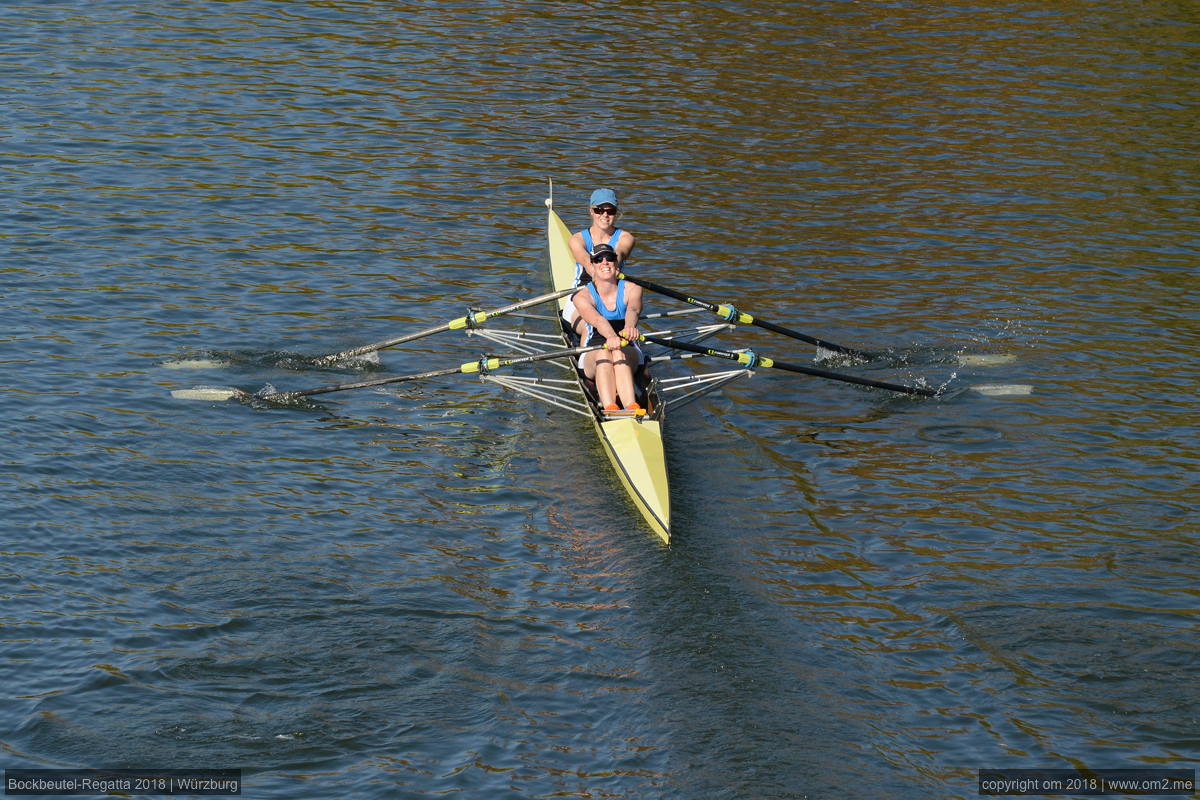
[172,184,942,544]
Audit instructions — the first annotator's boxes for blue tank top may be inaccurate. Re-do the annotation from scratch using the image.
[582,228,623,253]
[574,228,624,285]
[586,280,629,324]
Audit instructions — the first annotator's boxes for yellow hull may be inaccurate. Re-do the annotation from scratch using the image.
[596,416,670,543]
[547,205,579,309]
[547,202,672,543]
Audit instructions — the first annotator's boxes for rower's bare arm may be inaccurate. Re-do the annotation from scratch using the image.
[620,283,643,340]
[573,289,610,333]
[568,232,592,277]
[575,291,624,344]
[616,231,636,264]
[626,282,643,315]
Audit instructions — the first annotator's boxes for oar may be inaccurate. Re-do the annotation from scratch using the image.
[619,273,867,359]
[313,287,577,366]
[260,343,603,403]
[639,334,936,397]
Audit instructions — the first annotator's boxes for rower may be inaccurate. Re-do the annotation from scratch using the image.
[569,188,636,283]
[562,188,637,332]
[573,243,645,413]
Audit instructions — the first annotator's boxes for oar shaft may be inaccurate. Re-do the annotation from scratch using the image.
[748,317,861,357]
[315,287,577,365]
[619,274,714,312]
[316,323,453,366]
[275,364,468,400]
[639,334,934,397]
[620,273,865,357]
[764,357,936,397]
[266,343,601,402]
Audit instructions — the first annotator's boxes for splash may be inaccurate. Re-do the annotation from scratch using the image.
[814,345,868,367]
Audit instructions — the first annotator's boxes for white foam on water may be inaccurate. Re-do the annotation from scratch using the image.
[958,353,1016,367]
[162,359,231,370]
[323,350,382,368]
[170,388,243,401]
[972,383,1033,396]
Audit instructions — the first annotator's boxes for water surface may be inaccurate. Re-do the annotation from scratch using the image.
[3,1,1197,798]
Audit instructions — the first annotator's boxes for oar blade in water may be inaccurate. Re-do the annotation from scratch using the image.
[971,383,1033,396]
[161,358,232,370]
[170,387,246,402]
[958,353,1017,367]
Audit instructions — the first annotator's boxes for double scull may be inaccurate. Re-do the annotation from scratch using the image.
[174,184,939,544]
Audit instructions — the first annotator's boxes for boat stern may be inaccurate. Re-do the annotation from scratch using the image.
[597,416,671,544]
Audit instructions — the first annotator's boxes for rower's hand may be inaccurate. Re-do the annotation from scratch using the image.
[604,335,624,350]
[619,326,640,342]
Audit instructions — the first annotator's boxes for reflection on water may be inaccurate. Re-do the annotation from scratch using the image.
[917,424,1005,443]
[3,0,1198,797]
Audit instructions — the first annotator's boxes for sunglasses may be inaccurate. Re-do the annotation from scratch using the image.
[591,252,618,264]
[592,206,618,215]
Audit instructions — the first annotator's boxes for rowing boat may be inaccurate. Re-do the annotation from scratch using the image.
[546,198,672,542]
[175,183,939,543]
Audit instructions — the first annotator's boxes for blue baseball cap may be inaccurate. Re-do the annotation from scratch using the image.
[589,188,619,209]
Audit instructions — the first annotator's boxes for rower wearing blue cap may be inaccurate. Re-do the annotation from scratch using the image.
[563,188,637,334]
[570,188,636,285]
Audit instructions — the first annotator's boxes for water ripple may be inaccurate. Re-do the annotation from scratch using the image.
[3,0,1199,797]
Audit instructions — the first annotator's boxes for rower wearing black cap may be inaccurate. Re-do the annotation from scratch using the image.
[571,242,645,413]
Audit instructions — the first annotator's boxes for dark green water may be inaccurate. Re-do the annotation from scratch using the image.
[3,2,1197,798]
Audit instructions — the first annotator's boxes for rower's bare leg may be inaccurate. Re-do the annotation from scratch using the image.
[584,351,619,407]
[595,356,618,407]
[612,347,638,407]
